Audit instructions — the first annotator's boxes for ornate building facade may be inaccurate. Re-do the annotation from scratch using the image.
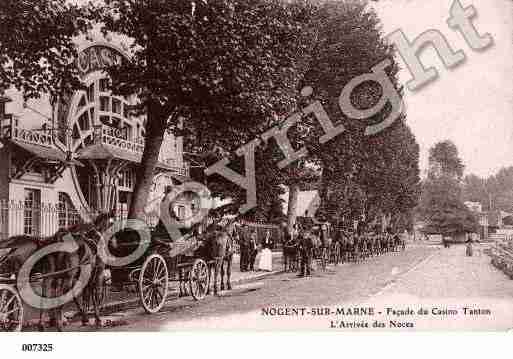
[0,40,190,239]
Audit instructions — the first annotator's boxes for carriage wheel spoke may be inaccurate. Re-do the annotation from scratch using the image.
[143,287,152,303]
[153,259,161,281]
[154,288,163,303]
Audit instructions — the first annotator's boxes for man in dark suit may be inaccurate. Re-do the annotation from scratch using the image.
[248,229,258,271]
[298,227,313,277]
[239,225,250,272]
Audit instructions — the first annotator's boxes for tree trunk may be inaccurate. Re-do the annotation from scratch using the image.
[287,183,300,233]
[318,169,330,221]
[128,110,167,219]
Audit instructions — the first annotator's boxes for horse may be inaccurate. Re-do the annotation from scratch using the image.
[196,224,234,295]
[330,239,341,265]
[0,211,114,331]
[338,231,352,263]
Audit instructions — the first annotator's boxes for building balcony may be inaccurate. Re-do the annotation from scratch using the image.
[0,115,55,148]
[0,118,190,178]
[93,124,145,154]
[91,124,189,177]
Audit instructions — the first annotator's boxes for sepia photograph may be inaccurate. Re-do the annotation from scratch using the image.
[0,0,512,353]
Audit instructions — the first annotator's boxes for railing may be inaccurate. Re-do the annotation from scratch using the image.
[0,116,54,148]
[489,238,513,278]
[0,119,189,176]
[0,201,159,241]
[94,124,189,177]
[94,124,145,154]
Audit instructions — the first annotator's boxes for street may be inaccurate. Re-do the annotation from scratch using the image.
[18,241,513,332]
[70,243,437,331]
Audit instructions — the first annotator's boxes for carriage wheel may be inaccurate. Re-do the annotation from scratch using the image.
[0,284,23,332]
[139,254,168,314]
[189,259,209,301]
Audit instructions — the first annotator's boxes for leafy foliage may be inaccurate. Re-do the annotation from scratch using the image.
[428,140,464,180]
[304,1,420,229]
[463,167,513,213]
[419,140,478,235]
[420,176,478,234]
[0,0,97,99]
[100,0,316,218]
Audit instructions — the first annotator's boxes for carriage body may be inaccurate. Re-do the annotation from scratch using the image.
[108,229,213,314]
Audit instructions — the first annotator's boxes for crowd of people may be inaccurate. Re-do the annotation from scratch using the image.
[230,221,408,277]
[234,224,274,272]
[282,223,407,277]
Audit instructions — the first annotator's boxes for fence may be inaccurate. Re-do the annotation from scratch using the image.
[0,201,283,252]
[0,201,159,241]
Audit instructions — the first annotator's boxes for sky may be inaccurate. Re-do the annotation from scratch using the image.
[370,0,513,178]
[4,0,513,178]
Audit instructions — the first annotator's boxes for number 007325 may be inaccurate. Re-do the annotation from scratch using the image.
[21,344,54,352]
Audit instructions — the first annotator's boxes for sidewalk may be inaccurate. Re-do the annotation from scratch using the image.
[363,244,513,330]
[23,251,283,328]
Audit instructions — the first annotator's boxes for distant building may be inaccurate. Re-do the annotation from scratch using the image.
[464,201,482,213]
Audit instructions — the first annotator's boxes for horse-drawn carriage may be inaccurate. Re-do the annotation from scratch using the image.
[0,213,233,332]
[111,233,211,314]
[282,221,340,273]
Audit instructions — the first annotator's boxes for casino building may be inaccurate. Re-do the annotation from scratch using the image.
[0,39,191,239]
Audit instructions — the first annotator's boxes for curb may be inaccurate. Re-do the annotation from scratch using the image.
[23,269,284,329]
[95,269,284,317]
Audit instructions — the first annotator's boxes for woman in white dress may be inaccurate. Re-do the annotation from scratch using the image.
[258,229,273,271]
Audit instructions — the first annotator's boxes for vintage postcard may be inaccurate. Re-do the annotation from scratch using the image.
[0,0,512,347]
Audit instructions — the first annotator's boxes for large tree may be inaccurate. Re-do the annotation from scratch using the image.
[295,0,420,229]
[420,176,478,235]
[418,140,478,235]
[428,140,464,180]
[101,0,314,219]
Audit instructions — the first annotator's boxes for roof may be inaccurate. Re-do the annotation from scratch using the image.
[2,139,83,167]
[5,139,88,167]
[77,143,140,162]
[77,143,190,180]
[9,139,67,162]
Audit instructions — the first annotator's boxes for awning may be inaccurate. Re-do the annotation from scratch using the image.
[7,139,82,166]
[10,140,67,162]
[169,172,192,183]
[76,143,141,163]
[77,143,188,174]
